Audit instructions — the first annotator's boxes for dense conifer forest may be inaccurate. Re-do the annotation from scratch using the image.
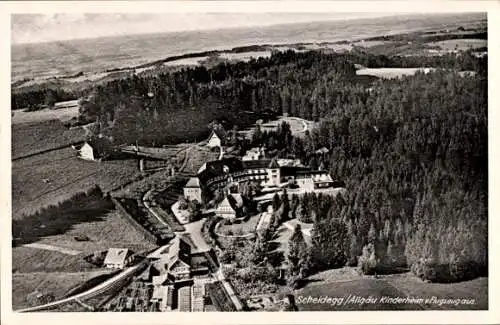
[13,49,487,283]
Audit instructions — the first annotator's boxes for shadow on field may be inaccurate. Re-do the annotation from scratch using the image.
[294,278,322,289]
[12,198,114,247]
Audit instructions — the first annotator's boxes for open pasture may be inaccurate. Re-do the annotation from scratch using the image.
[163,57,207,66]
[182,144,219,175]
[12,206,156,307]
[12,270,113,310]
[425,38,487,51]
[12,120,85,159]
[219,51,272,61]
[12,106,80,125]
[356,67,434,79]
[297,274,487,310]
[12,147,141,218]
[240,116,316,140]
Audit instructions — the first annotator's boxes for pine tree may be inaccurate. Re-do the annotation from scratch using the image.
[281,189,290,222]
[272,193,282,212]
[311,219,349,270]
[368,223,377,244]
[287,225,307,279]
[297,199,311,223]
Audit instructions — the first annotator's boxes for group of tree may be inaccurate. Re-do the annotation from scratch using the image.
[177,196,203,222]
[13,49,485,146]
[12,85,79,111]
[13,47,487,284]
[283,68,487,283]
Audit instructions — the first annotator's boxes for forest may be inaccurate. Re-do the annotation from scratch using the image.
[13,48,487,284]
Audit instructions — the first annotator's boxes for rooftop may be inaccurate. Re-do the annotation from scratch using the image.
[104,248,131,266]
[185,177,200,188]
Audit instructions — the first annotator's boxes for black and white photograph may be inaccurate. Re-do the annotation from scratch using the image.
[2,1,497,323]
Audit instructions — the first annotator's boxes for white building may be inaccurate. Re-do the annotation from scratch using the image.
[206,130,224,148]
[103,248,133,269]
[183,177,202,203]
[79,142,96,160]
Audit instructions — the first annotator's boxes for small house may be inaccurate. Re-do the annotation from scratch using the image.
[79,142,96,160]
[103,248,133,269]
[76,138,113,161]
[183,177,202,203]
[206,129,225,148]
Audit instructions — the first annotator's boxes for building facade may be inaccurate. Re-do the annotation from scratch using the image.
[206,130,224,148]
[103,248,133,269]
[183,177,202,202]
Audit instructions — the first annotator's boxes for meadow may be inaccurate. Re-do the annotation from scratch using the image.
[12,206,157,310]
[426,38,487,51]
[356,67,434,79]
[12,147,142,218]
[296,274,488,310]
[11,106,80,125]
[12,120,85,159]
[12,270,113,310]
[239,116,316,140]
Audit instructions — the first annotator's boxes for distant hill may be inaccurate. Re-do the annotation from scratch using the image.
[11,12,485,83]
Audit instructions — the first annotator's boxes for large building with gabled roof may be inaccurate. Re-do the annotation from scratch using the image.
[149,235,213,312]
[183,155,339,204]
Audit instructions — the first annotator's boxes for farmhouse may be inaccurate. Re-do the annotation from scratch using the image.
[53,99,79,110]
[75,138,113,161]
[206,129,225,148]
[103,248,133,269]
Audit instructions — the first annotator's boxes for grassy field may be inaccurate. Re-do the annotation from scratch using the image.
[182,144,219,175]
[356,67,434,79]
[12,120,85,159]
[219,51,272,61]
[163,57,207,66]
[426,38,487,51]
[239,116,316,140]
[218,214,261,235]
[13,208,157,272]
[12,206,157,310]
[384,274,488,310]
[12,106,80,125]
[12,147,142,217]
[12,270,113,310]
[296,272,488,311]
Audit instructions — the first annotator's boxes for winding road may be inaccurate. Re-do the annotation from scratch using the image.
[16,259,150,313]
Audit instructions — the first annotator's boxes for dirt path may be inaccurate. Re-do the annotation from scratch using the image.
[22,243,82,256]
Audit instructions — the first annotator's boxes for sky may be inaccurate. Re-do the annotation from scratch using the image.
[11,13,400,44]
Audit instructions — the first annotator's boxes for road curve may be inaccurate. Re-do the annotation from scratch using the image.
[17,260,149,313]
